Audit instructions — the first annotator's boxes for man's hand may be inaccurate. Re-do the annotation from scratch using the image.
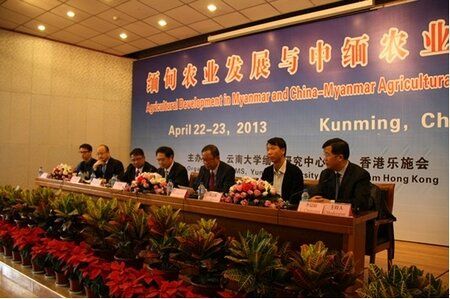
[93,160,105,171]
[309,196,331,203]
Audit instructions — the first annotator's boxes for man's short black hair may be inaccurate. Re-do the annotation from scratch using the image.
[156,146,174,158]
[267,137,287,156]
[79,143,92,152]
[201,144,220,157]
[130,148,145,157]
[322,138,350,160]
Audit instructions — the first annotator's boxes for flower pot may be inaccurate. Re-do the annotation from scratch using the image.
[69,277,84,294]
[32,259,45,274]
[55,270,69,286]
[15,218,28,228]
[113,255,143,270]
[147,263,180,281]
[12,249,22,263]
[190,278,221,297]
[84,285,98,298]
[44,266,56,278]
[3,246,12,258]
[20,253,32,267]
[92,247,114,262]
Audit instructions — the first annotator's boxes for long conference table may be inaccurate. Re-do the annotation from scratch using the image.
[35,178,377,275]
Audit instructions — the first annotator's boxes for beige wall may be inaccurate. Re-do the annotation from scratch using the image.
[0,29,133,190]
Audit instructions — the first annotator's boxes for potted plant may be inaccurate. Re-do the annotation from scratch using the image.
[357,264,449,297]
[45,238,77,286]
[80,197,118,260]
[26,187,57,230]
[50,192,88,241]
[10,226,46,267]
[222,228,284,297]
[175,218,229,296]
[141,205,185,278]
[31,237,52,275]
[105,200,149,268]
[0,185,24,222]
[287,240,358,297]
[80,256,111,297]
[0,219,17,257]
[65,242,96,294]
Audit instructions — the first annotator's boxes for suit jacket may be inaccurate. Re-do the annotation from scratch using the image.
[261,160,304,205]
[119,161,157,184]
[313,162,372,212]
[193,161,236,193]
[93,157,124,182]
[75,158,97,177]
[157,162,189,188]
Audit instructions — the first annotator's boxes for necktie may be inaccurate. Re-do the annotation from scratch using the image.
[101,164,107,176]
[209,171,215,191]
[335,172,341,200]
[135,169,140,178]
[165,169,169,179]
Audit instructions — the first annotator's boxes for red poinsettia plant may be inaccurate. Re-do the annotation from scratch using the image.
[64,242,95,280]
[31,237,51,268]
[11,226,45,258]
[221,177,286,209]
[0,220,18,250]
[45,238,77,272]
[80,257,111,297]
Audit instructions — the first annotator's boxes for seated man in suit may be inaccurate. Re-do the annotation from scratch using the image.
[119,148,157,185]
[193,144,236,193]
[92,144,124,183]
[74,143,96,179]
[155,146,189,187]
[261,137,304,205]
[310,138,372,212]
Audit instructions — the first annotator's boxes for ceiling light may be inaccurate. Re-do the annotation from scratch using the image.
[207,4,217,12]
[67,11,75,18]
[158,19,167,27]
[119,33,128,39]
[37,25,46,31]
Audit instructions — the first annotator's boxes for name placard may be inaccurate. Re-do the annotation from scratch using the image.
[169,188,187,198]
[322,203,352,217]
[90,178,103,187]
[203,191,223,202]
[298,201,325,214]
[39,172,49,178]
[70,176,82,183]
[112,181,128,190]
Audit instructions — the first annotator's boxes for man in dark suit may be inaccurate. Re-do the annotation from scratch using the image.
[261,137,304,205]
[92,144,124,183]
[119,148,157,184]
[193,144,236,193]
[310,138,372,212]
[74,143,97,179]
[155,146,189,187]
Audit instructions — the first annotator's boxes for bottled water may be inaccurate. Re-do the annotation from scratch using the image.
[197,182,206,200]
[301,189,310,202]
[167,179,174,195]
[38,166,44,177]
[108,175,118,187]
[90,172,96,181]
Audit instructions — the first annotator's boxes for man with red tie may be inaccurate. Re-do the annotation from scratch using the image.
[193,144,235,193]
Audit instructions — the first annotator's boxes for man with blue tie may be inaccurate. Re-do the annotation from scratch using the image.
[310,138,372,212]
[92,144,124,183]
[193,144,235,193]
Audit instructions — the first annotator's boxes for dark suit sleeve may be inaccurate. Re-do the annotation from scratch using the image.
[261,166,273,183]
[217,163,235,193]
[193,166,207,191]
[111,159,124,178]
[348,167,371,211]
[171,163,189,187]
[283,163,304,204]
[119,164,133,184]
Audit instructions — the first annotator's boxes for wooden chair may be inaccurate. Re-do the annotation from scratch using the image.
[366,183,396,270]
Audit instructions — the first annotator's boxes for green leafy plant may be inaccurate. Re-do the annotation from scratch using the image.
[175,218,229,286]
[0,185,25,222]
[287,240,358,297]
[357,264,449,298]
[223,228,283,297]
[50,192,88,240]
[25,187,58,229]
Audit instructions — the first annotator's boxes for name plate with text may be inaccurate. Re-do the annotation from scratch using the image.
[90,178,103,187]
[322,203,352,217]
[203,191,223,202]
[298,201,325,214]
[39,172,49,178]
[112,181,128,190]
[70,176,82,183]
[169,188,187,198]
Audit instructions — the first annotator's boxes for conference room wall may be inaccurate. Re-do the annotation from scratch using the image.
[0,29,133,190]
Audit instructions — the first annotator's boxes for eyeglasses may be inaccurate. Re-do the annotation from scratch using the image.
[79,151,89,154]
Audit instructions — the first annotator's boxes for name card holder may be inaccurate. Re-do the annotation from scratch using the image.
[90,178,103,187]
[322,203,352,217]
[169,188,187,198]
[40,172,49,178]
[112,181,128,190]
[203,191,223,202]
[298,201,325,214]
[70,176,82,183]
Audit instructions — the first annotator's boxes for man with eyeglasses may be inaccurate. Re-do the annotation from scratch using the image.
[310,138,372,212]
[74,143,97,179]
[92,144,124,183]
[119,148,157,184]
[193,144,235,193]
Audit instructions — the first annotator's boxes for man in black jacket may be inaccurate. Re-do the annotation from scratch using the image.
[310,138,372,212]
[193,144,235,193]
[119,148,157,184]
[92,144,124,183]
[261,137,304,205]
[155,146,189,187]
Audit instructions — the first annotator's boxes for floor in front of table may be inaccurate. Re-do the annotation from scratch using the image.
[0,240,448,297]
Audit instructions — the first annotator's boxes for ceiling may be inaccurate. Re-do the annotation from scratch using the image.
[0,0,370,59]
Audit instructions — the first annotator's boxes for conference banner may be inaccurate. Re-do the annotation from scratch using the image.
[132,0,449,245]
